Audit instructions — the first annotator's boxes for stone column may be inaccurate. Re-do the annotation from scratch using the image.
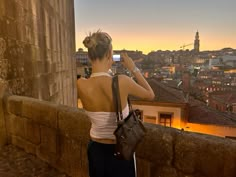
[0,82,8,147]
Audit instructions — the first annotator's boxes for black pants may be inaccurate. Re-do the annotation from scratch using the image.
[87,140,136,177]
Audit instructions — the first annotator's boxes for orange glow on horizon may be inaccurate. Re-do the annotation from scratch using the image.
[76,30,236,54]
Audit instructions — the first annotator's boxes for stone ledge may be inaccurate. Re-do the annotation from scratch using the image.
[58,105,90,143]
[136,123,175,165]
[22,97,58,128]
[175,132,236,177]
[6,95,58,128]
[6,95,23,116]
[3,94,236,177]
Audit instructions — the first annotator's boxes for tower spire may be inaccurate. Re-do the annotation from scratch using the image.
[194,31,200,53]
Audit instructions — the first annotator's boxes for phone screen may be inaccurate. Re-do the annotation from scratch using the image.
[113,54,120,62]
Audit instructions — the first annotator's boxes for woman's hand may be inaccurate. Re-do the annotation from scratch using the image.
[120,53,136,72]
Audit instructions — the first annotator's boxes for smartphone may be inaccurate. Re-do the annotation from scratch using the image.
[113,54,121,62]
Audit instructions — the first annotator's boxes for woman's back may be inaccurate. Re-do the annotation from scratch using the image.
[78,75,128,112]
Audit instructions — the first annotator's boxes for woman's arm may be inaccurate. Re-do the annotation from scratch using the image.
[121,53,155,100]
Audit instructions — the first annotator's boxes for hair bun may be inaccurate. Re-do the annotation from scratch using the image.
[83,36,97,49]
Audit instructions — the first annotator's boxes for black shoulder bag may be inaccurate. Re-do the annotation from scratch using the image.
[112,75,146,160]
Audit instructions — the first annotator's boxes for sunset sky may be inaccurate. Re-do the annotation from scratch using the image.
[74,0,236,54]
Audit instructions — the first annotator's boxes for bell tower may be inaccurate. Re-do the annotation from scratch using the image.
[194,31,200,53]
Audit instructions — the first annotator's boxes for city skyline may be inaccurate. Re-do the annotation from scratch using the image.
[74,0,236,54]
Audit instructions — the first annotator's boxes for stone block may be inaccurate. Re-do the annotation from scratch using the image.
[40,125,57,154]
[80,144,89,177]
[24,141,37,155]
[5,0,17,19]
[6,19,17,39]
[223,143,236,177]
[175,132,233,177]
[0,128,7,146]
[7,114,25,138]
[58,105,90,143]
[36,145,58,167]
[136,123,174,165]
[24,119,40,145]
[23,58,33,77]
[16,22,26,42]
[22,98,58,128]
[35,60,44,73]
[195,138,234,177]
[56,135,83,177]
[15,3,24,21]
[0,82,8,146]
[0,21,7,38]
[174,132,197,174]
[0,1,6,18]
[7,95,23,116]
[11,135,36,155]
[11,135,26,149]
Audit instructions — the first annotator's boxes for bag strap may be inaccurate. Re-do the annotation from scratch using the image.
[127,97,133,111]
[112,75,123,121]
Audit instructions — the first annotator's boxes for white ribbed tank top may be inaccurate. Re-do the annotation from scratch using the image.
[85,105,129,140]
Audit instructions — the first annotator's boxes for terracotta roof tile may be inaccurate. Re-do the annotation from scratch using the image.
[145,79,236,126]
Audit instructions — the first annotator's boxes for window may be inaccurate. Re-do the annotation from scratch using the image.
[159,112,173,127]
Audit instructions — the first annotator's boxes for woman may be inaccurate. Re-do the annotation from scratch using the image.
[77,30,155,177]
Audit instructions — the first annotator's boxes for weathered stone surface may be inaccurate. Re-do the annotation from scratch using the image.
[7,115,25,138]
[10,135,37,155]
[22,97,58,128]
[6,95,23,116]
[81,144,89,177]
[56,135,87,177]
[0,82,8,146]
[136,123,175,165]
[36,144,58,167]
[0,145,68,177]
[0,0,77,107]
[24,119,40,145]
[3,95,236,177]
[58,105,91,143]
[40,125,57,154]
[223,144,236,177]
[175,132,236,177]
[174,132,198,174]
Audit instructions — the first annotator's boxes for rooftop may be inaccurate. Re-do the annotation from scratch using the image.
[145,78,236,127]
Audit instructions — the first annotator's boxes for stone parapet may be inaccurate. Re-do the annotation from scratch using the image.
[2,94,236,177]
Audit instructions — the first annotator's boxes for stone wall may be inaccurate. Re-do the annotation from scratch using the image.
[0,82,8,146]
[1,94,236,177]
[0,0,77,107]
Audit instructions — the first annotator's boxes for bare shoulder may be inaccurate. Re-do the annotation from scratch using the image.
[77,77,87,82]
[118,74,132,83]
[77,77,87,89]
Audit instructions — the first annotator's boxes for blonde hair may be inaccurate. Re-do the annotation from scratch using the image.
[83,30,112,61]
